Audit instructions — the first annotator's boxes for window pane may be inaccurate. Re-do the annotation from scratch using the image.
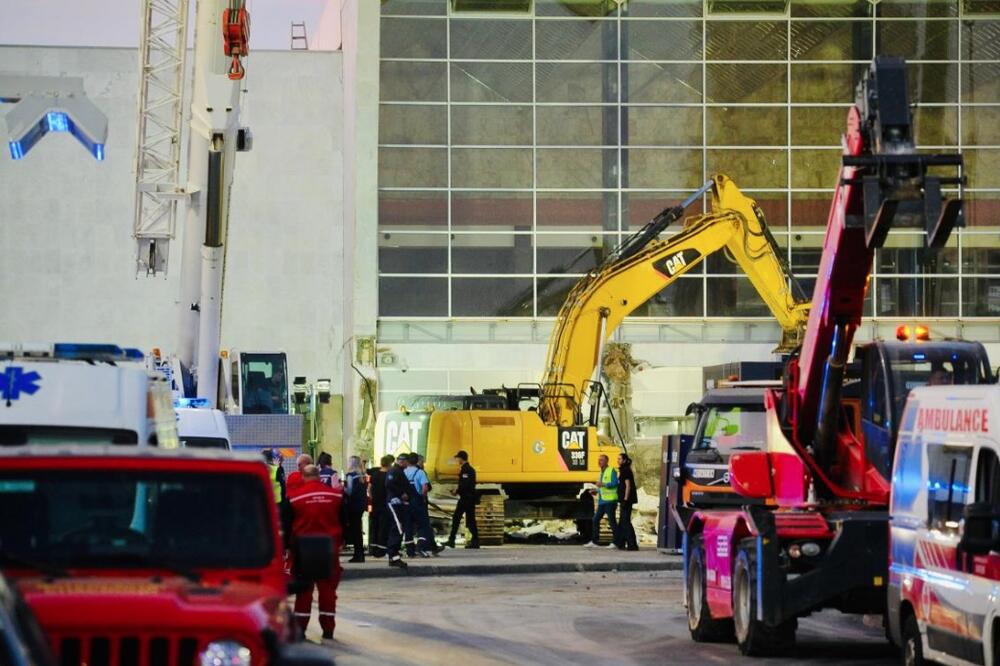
[965,150,1000,189]
[878,0,958,17]
[875,277,959,316]
[627,0,703,17]
[626,63,703,104]
[966,194,1000,228]
[706,107,786,146]
[381,0,447,15]
[964,278,1000,316]
[452,106,533,145]
[380,105,447,145]
[452,191,533,230]
[379,233,447,273]
[791,0,870,17]
[707,63,787,103]
[537,276,577,316]
[962,19,1000,59]
[379,191,448,229]
[451,62,533,103]
[536,0,620,17]
[962,63,1000,103]
[379,277,448,316]
[381,18,447,58]
[536,63,605,103]
[706,22,786,61]
[453,278,534,316]
[791,21,873,60]
[627,149,703,189]
[537,233,616,273]
[791,149,841,189]
[876,20,958,61]
[706,149,788,188]
[451,19,532,60]
[707,277,772,316]
[962,107,1000,146]
[904,63,959,104]
[452,234,534,274]
[537,148,617,188]
[754,196,789,230]
[913,106,957,146]
[962,243,1000,274]
[791,193,832,230]
[623,21,702,61]
[629,106,702,146]
[536,19,617,60]
[791,233,823,273]
[624,191,692,229]
[792,107,849,146]
[708,232,788,274]
[791,63,861,104]
[538,106,613,146]
[381,61,447,102]
[877,236,958,274]
[537,191,618,231]
[380,147,448,187]
[631,278,705,316]
[452,148,533,188]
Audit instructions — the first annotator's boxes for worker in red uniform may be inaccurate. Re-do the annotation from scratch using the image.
[289,464,344,640]
[286,453,313,493]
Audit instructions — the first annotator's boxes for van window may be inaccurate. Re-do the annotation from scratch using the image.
[975,448,1000,506]
[927,444,973,534]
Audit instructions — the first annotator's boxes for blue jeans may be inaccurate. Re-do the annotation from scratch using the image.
[592,501,618,544]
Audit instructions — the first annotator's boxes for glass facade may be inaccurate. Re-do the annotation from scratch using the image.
[378,0,1000,320]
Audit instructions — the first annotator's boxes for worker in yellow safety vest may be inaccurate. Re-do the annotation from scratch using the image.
[263,448,286,504]
[583,454,618,548]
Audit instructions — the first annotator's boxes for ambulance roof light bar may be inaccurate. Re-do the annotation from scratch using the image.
[1,75,108,161]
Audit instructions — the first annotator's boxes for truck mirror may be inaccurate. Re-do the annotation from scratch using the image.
[292,535,334,583]
[685,402,704,417]
[959,502,1000,556]
[276,642,336,666]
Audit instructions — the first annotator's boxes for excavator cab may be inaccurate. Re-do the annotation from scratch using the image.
[219,351,290,415]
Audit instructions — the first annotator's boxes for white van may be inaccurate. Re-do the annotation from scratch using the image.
[888,384,1000,666]
[175,402,231,450]
[0,343,178,448]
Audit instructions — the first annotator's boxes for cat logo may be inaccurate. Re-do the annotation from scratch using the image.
[653,248,700,279]
[560,429,586,450]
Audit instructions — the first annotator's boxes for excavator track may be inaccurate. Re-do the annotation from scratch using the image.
[474,493,505,546]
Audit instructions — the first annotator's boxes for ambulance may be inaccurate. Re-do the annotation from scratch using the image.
[175,399,232,450]
[888,384,1000,666]
[0,343,178,448]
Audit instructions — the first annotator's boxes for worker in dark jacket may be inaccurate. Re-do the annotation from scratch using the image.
[445,450,479,549]
[367,455,393,558]
[385,455,412,568]
[614,452,639,551]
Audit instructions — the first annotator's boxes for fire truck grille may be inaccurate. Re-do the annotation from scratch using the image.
[57,635,200,666]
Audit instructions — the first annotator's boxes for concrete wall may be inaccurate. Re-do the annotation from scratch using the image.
[0,46,345,385]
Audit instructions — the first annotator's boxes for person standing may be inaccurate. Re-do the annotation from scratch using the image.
[317,452,341,488]
[583,454,618,548]
[446,450,479,549]
[614,453,639,551]
[367,455,393,558]
[288,465,343,641]
[287,454,312,492]
[405,453,441,557]
[262,449,286,505]
[385,455,412,568]
[343,456,368,563]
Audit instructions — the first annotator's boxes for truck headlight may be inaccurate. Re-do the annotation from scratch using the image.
[199,640,251,666]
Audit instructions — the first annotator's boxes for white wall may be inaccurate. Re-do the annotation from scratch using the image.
[0,46,345,384]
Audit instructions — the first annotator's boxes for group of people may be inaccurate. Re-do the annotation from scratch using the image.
[260,447,482,639]
[583,452,640,551]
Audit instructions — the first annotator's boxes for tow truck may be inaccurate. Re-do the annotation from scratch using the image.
[682,56,992,655]
[0,446,333,666]
[0,343,178,448]
[375,173,810,543]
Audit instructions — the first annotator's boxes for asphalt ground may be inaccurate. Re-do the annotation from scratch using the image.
[301,568,898,665]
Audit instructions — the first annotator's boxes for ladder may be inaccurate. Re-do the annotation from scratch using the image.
[291,21,308,50]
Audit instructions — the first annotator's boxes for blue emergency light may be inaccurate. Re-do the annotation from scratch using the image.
[52,343,140,362]
[175,397,212,409]
[8,110,105,161]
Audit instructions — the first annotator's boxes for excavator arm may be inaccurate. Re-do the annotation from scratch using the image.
[538,174,809,427]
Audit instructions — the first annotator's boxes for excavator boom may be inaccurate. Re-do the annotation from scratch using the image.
[538,174,809,427]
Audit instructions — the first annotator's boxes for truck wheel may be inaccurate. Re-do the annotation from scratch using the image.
[474,493,505,546]
[901,614,926,666]
[687,535,734,642]
[732,540,795,656]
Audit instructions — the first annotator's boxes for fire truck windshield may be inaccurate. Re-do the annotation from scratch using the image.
[0,426,138,446]
[694,404,766,454]
[0,471,273,572]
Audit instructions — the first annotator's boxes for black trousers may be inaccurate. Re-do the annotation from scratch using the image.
[369,506,389,557]
[615,502,638,549]
[348,508,365,558]
[449,496,478,543]
[386,502,411,559]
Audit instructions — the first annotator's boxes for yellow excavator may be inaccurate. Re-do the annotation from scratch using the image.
[374,174,810,543]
